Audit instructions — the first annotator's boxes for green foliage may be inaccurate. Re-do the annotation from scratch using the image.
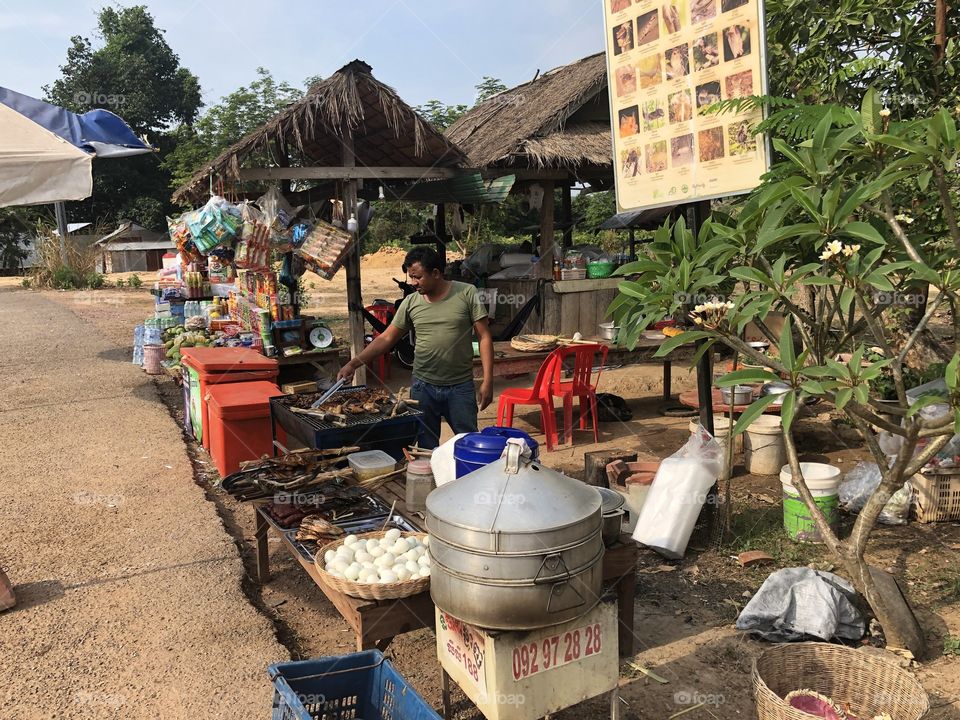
[115,278,125,288]
[20,278,32,289]
[128,274,142,289]
[415,99,468,130]
[163,67,304,190]
[475,76,508,103]
[0,208,33,271]
[51,267,83,289]
[945,636,960,656]
[44,6,202,230]
[84,272,105,289]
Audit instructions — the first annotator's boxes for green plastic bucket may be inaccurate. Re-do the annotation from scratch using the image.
[780,462,841,543]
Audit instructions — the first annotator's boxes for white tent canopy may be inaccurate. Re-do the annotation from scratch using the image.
[0,103,92,208]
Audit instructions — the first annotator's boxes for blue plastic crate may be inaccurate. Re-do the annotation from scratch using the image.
[268,650,440,720]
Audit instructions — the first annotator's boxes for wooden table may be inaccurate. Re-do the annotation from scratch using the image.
[475,337,695,400]
[273,346,348,384]
[253,481,639,655]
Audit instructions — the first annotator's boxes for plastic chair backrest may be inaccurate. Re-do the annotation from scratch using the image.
[530,348,564,401]
[553,343,608,394]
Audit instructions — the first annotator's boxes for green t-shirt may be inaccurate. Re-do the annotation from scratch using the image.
[391,281,488,385]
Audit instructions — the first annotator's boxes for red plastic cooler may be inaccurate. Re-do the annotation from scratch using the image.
[181,347,279,450]
[206,381,285,477]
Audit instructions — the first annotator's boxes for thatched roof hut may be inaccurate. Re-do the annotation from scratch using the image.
[173,60,468,205]
[444,52,611,177]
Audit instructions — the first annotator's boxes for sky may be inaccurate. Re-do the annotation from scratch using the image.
[0,1,606,111]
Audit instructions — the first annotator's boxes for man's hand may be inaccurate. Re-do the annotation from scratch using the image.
[477,379,493,411]
[337,361,358,383]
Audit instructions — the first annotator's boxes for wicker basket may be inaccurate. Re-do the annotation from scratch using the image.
[913,468,960,522]
[314,531,430,600]
[753,643,929,720]
[510,334,559,352]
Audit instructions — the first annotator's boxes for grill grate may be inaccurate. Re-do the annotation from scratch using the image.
[276,387,422,430]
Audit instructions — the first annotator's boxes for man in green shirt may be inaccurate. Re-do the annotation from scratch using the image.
[337,247,494,449]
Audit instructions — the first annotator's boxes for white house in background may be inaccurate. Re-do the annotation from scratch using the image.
[94,221,174,273]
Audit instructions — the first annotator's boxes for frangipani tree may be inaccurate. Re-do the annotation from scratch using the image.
[610,90,960,653]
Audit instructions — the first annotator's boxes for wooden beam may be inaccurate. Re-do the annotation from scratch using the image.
[237,166,459,181]
[561,183,573,247]
[538,180,555,279]
[342,138,367,386]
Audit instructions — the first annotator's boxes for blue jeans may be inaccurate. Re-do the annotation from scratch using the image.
[410,377,478,450]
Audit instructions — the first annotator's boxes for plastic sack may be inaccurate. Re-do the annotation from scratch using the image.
[736,568,864,641]
[838,461,911,525]
[186,196,240,253]
[256,186,297,231]
[632,425,723,558]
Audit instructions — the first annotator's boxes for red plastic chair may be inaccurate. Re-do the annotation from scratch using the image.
[550,343,609,445]
[496,348,563,451]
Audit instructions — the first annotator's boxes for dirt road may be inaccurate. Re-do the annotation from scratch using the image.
[0,288,288,719]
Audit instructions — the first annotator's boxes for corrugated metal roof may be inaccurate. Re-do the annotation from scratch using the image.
[103,240,174,252]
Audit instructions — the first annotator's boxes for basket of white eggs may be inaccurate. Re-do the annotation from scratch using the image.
[315,528,432,600]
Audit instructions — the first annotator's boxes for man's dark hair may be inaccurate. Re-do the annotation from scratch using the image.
[404,247,445,274]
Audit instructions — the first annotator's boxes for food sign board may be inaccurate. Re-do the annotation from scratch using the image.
[603,0,769,211]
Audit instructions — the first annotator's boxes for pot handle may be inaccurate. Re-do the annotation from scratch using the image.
[533,553,571,584]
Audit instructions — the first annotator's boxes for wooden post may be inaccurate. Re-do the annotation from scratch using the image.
[343,135,367,385]
[435,203,447,268]
[538,180,555,279]
[561,183,573,247]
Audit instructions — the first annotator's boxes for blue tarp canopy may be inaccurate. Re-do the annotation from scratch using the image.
[0,86,154,158]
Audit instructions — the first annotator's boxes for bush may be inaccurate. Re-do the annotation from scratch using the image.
[115,278,125,288]
[128,274,142,288]
[51,266,82,289]
[85,272,105,289]
[20,277,31,289]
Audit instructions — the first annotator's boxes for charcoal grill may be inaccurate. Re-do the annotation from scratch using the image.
[271,386,423,460]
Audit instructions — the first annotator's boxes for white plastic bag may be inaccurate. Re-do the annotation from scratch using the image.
[838,461,911,525]
[632,426,723,558]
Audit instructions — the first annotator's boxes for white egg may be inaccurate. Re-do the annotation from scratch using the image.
[374,553,396,568]
[392,538,410,554]
[422,535,430,547]
[336,546,355,562]
[379,570,398,583]
[354,550,372,564]
[418,566,431,577]
[418,553,430,566]
[324,550,337,564]
[359,569,377,583]
[384,528,402,542]
[369,545,385,558]
[330,558,350,573]
[405,560,420,574]
[344,564,361,581]
[395,566,412,581]
[365,539,380,552]
[344,534,359,546]
[402,549,419,563]
[329,569,345,579]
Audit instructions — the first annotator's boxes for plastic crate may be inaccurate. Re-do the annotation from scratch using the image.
[913,468,960,522]
[268,650,441,720]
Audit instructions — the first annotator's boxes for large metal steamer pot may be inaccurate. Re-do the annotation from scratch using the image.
[425,442,604,630]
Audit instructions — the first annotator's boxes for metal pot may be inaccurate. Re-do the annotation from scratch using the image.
[425,442,604,630]
[598,322,619,341]
[719,384,753,405]
[761,381,791,405]
[597,487,626,546]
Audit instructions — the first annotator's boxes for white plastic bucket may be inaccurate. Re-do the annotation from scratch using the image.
[745,416,785,475]
[779,462,841,543]
[689,416,742,455]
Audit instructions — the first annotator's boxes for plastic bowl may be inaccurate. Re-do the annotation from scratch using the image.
[586,261,616,278]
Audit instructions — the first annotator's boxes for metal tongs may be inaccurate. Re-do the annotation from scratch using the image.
[311,378,346,408]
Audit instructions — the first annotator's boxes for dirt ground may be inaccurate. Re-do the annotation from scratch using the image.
[5,252,960,719]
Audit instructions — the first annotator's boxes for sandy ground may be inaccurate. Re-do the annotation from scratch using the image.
[0,287,288,719]
[4,252,960,719]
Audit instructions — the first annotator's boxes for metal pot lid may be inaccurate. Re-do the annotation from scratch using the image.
[596,487,625,515]
[426,443,601,534]
[761,381,791,395]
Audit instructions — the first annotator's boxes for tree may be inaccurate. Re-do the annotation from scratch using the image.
[611,91,960,654]
[0,208,35,271]
[415,99,468,131]
[163,68,304,190]
[43,6,202,229]
[475,76,507,103]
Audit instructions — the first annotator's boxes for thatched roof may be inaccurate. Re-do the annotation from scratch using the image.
[444,52,611,170]
[173,60,468,204]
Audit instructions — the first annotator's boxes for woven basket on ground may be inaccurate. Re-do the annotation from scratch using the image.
[314,531,429,600]
[752,642,929,720]
[510,334,558,352]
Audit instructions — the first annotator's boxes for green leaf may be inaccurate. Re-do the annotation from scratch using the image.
[800,276,841,286]
[653,330,712,357]
[864,271,895,291]
[835,386,853,410]
[839,286,855,316]
[716,369,781,386]
[780,391,798,433]
[946,353,960,392]
[732,394,780,436]
[779,316,796,371]
[919,170,933,192]
[907,394,948,417]
[800,380,827,394]
[861,87,881,135]
[789,186,825,222]
[841,221,885,245]
[729,266,774,287]
[853,382,870,405]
